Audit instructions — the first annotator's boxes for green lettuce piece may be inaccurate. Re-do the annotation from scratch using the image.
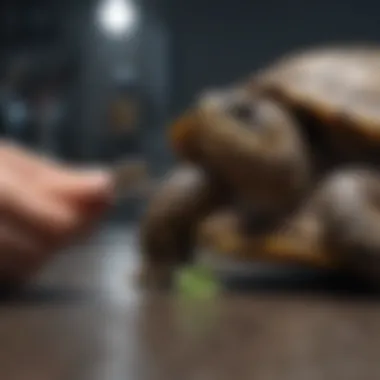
[174,264,222,299]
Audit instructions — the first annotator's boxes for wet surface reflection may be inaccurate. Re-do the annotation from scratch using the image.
[0,225,380,379]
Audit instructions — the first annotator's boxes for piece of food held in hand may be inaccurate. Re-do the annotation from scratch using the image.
[140,44,380,289]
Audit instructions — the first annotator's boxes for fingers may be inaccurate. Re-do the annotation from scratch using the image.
[0,142,113,204]
[50,169,112,200]
[0,142,112,245]
[0,141,61,178]
[0,171,79,240]
[0,141,115,283]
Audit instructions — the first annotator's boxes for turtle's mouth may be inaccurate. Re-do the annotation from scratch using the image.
[169,109,202,162]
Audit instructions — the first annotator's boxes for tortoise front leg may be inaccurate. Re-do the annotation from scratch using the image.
[139,164,227,289]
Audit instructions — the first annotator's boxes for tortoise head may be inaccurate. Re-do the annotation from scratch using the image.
[170,84,311,217]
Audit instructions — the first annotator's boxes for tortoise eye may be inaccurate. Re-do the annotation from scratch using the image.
[228,102,255,123]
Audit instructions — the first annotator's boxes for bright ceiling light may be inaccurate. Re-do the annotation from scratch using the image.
[97,0,137,37]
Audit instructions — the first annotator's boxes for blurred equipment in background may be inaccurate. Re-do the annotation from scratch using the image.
[106,70,151,221]
[0,48,79,157]
[0,55,30,142]
[109,88,139,135]
[29,54,77,158]
[107,74,142,161]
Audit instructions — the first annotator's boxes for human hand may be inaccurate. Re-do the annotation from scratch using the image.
[0,142,113,283]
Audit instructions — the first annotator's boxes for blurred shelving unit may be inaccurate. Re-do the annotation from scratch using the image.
[0,0,84,160]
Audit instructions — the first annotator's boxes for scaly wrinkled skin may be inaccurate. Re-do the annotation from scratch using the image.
[138,165,228,288]
[140,46,380,289]
[171,87,312,222]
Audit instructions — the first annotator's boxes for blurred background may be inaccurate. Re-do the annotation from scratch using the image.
[3,1,380,379]
[2,0,379,225]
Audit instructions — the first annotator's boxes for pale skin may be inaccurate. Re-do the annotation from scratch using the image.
[0,141,113,283]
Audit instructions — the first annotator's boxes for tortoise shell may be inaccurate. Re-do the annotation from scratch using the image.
[254,45,380,162]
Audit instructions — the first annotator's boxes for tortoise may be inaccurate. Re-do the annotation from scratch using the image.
[139,45,380,288]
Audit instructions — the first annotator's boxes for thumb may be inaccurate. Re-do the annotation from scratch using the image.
[48,169,114,204]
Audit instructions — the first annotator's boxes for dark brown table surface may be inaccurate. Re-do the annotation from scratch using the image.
[1,224,380,380]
